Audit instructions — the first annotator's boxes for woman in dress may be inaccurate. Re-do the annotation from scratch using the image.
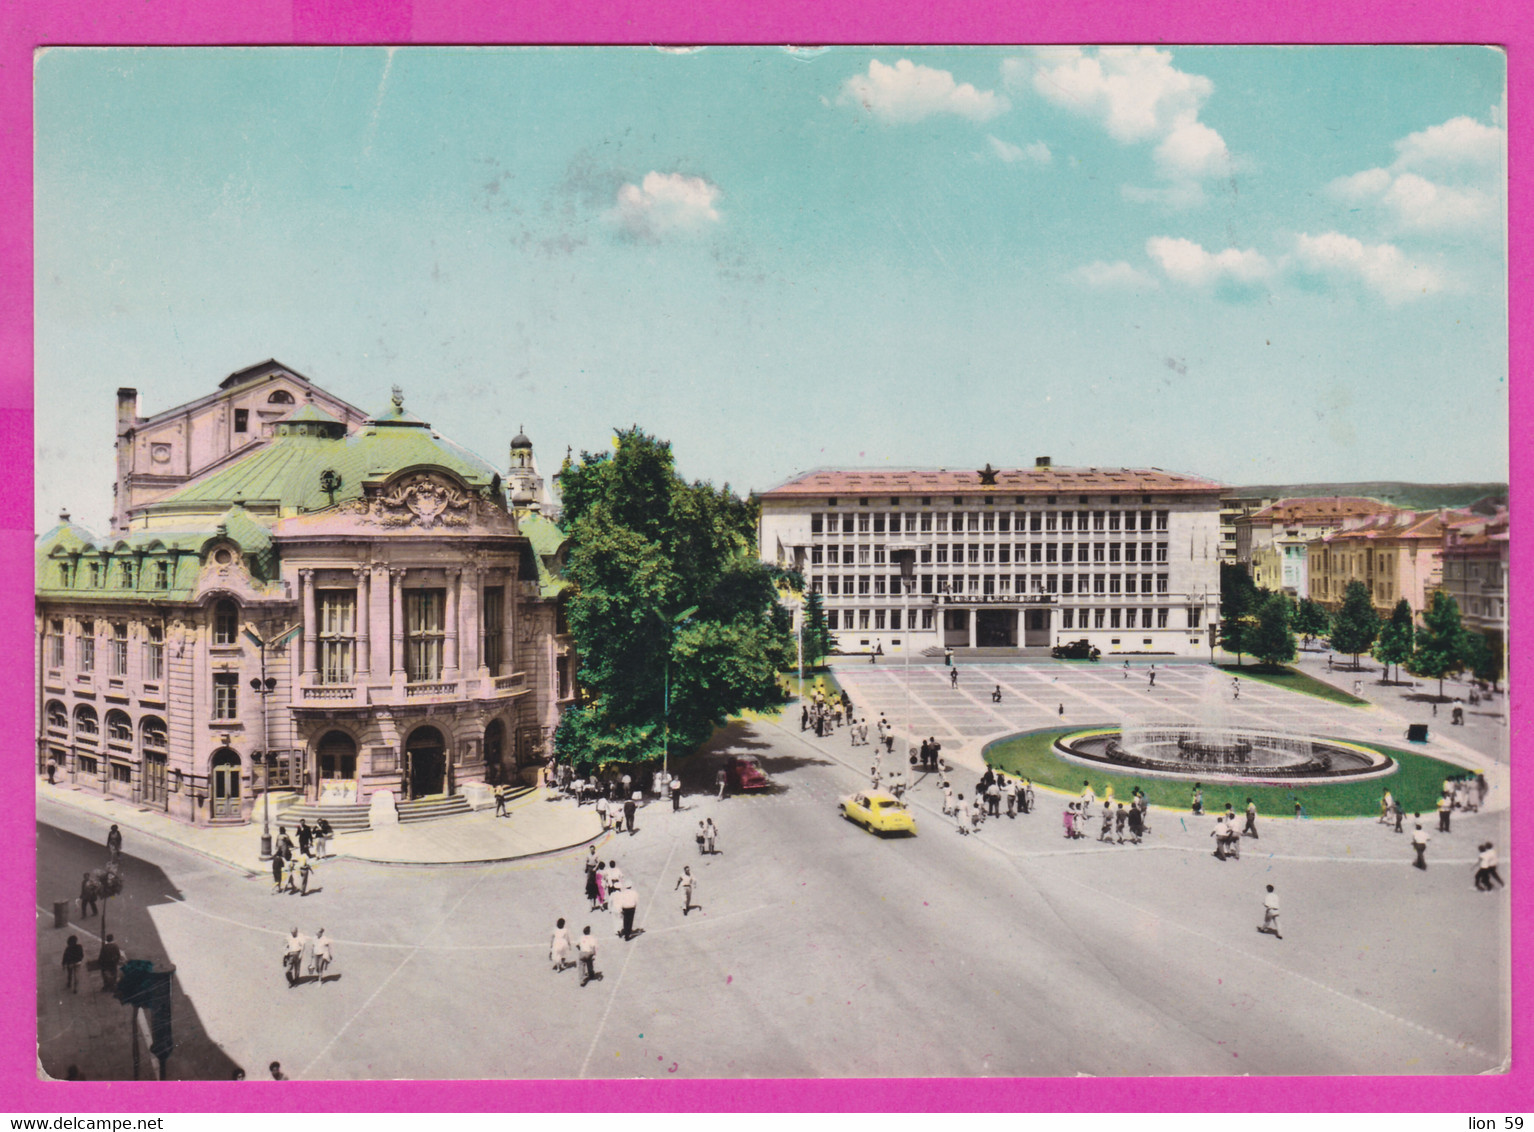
[550,918,573,971]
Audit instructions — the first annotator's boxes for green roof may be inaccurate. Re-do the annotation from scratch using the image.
[518,512,569,598]
[154,414,504,517]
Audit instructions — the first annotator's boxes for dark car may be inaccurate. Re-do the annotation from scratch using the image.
[726,755,770,791]
[1051,639,1101,661]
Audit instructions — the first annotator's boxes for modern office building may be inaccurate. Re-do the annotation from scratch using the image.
[36,361,573,825]
[759,459,1224,658]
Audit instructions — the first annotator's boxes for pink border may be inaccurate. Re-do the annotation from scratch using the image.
[4,0,1527,1113]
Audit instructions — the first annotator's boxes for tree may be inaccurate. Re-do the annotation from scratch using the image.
[1218,562,1261,665]
[1408,589,1467,699]
[1372,598,1414,684]
[1462,630,1502,692]
[554,428,793,773]
[1328,580,1380,667]
[1293,598,1330,648]
[801,589,836,667]
[1249,592,1297,667]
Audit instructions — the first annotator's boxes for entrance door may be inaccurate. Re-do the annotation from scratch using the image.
[142,753,167,808]
[976,609,1018,648]
[942,609,970,647]
[317,730,359,803]
[210,749,242,820]
[1024,609,1051,647]
[406,726,446,798]
[484,720,505,786]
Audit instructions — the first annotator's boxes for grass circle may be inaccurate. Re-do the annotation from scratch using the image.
[982,725,1477,818]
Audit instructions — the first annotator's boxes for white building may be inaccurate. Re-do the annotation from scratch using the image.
[758,459,1224,658]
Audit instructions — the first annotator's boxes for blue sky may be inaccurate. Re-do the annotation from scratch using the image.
[34,46,1507,534]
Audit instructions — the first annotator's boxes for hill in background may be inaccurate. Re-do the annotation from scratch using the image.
[1230,482,1508,512]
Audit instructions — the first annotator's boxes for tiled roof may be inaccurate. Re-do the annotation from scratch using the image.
[1247,496,1392,523]
[1319,509,1468,543]
[760,466,1224,498]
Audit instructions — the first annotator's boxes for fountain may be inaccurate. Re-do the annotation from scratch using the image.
[1055,668,1394,785]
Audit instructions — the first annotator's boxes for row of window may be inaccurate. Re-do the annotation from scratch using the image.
[821,607,1202,631]
[812,542,1170,566]
[47,619,164,680]
[46,702,167,749]
[818,494,1159,508]
[54,558,176,591]
[809,510,1172,536]
[810,573,1173,596]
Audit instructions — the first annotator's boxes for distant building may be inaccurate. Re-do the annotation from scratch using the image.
[1218,493,1276,566]
[1237,496,1394,598]
[37,361,573,824]
[758,459,1223,658]
[1307,509,1466,619]
[1441,509,1509,679]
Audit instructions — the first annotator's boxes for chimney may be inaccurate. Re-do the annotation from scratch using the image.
[1035,456,1052,468]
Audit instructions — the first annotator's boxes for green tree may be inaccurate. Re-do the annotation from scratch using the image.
[1328,580,1380,667]
[1249,592,1297,667]
[554,429,793,773]
[1372,598,1415,684]
[1293,598,1330,648]
[1407,589,1467,699]
[1462,630,1502,691]
[801,589,836,667]
[1218,562,1261,664]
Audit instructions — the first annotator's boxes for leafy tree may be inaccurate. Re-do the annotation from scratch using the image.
[1293,598,1330,648]
[1218,562,1261,664]
[1328,580,1380,667]
[554,429,793,772]
[1462,630,1502,691]
[1408,589,1467,699]
[1249,592,1297,667]
[1372,598,1414,684]
[801,589,836,667]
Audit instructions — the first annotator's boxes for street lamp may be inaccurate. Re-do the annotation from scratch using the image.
[889,544,919,777]
[242,622,300,859]
[661,605,699,789]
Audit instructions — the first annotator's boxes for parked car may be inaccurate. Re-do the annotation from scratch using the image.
[1051,638,1101,661]
[839,790,917,835]
[726,755,770,791]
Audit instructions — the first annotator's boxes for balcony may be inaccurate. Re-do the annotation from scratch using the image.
[295,670,530,708]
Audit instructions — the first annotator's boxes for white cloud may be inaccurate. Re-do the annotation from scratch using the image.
[1073,260,1159,290]
[1145,236,1273,286]
[1393,115,1505,173]
[840,59,1007,123]
[1009,47,1229,196]
[1293,231,1443,302]
[988,135,1052,164]
[607,171,721,241]
[1381,173,1494,231]
[1329,167,1393,200]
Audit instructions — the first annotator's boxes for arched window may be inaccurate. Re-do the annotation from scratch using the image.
[46,701,67,732]
[141,716,167,751]
[267,389,295,405]
[73,705,98,740]
[213,599,239,645]
[106,711,133,747]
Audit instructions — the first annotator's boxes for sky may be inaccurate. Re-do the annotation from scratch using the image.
[33,46,1508,535]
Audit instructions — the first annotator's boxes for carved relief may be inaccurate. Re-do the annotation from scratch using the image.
[347,475,475,529]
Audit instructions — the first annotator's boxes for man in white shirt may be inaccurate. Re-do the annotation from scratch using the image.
[577,926,600,986]
[1259,885,1282,939]
[1410,823,1431,870]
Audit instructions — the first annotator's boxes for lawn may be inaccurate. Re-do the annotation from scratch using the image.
[982,726,1472,819]
[1217,662,1370,706]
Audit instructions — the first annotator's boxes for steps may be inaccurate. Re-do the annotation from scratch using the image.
[396,794,473,824]
[474,783,536,811]
[276,801,372,834]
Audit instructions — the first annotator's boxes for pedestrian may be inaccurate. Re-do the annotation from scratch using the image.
[616,884,639,939]
[1232,677,1240,701]
[986,778,1001,816]
[283,927,307,987]
[296,852,314,896]
[271,847,286,895]
[1079,780,1096,818]
[577,926,599,986]
[62,934,83,993]
[106,824,123,860]
[872,642,882,664]
[96,933,122,992]
[1057,703,1064,716]
[1191,783,1204,816]
[992,684,1002,703]
[1098,804,1113,842]
[79,871,99,917]
[675,866,699,914]
[1327,654,1333,671]
[1243,799,1258,839]
[671,773,682,812]
[1411,823,1430,870]
[696,820,708,854]
[1259,885,1282,939]
[595,794,610,831]
[269,1062,287,1081]
[1123,660,1129,680]
[277,826,294,860]
[704,817,718,855]
[1062,802,1076,840]
[624,797,637,836]
[1023,778,1034,814]
[1148,670,1156,688]
[1115,804,1128,843]
[951,667,959,689]
[1353,680,1362,698]
[716,768,728,801]
[594,861,609,911]
[942,782,955,816]
[495,784,509,818]
[1393,797,1404,833]
[1378,789,1393,824]
[282,852,300,895]
[550,918,574,971]
[1479,842,1505,890]
[944,645,953,667]
[315,818,332,857]
[955,794,969,835]
[296,820,312,857]
[969,795,983,834]
[1005,781,1017,818]
[1438,792,1452,833]
[1126,803,1144,844]
[621,771,632,798]
[311,929,333,985]
[46,760,57,784]
[800,705,809,731]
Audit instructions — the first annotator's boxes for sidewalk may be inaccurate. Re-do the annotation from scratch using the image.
[35,779,604,871]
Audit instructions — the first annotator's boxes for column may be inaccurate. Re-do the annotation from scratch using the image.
[472,568,489,677]
[444,568,461,677]
[369,564,391,678]
[390,569,406,679]
[967,609,977,650]
[504,567,518,673]
[300,569,317,680]
[463,568,483,676]
[354,566,371,678]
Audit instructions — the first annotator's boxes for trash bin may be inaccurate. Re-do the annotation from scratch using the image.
[53,901,68,929]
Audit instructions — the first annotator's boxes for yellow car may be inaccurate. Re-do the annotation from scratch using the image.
[840,790,917,835]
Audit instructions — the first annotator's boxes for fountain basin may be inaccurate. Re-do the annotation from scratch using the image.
[1054,726,1395,787]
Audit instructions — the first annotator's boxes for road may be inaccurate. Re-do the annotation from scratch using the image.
[37,705,1507,1079]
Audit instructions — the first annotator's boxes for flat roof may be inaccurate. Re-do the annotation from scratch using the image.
[760,466,1224,498]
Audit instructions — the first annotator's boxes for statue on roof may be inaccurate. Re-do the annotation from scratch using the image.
[391,385,404,410]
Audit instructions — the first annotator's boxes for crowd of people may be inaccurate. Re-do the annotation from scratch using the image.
[268,820,331,896]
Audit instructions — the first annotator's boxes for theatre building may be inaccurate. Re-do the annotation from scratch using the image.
[35,360,573,825]
[758,461,1223,658]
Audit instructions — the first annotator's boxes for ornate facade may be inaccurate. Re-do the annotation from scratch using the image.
[37,362,573,825]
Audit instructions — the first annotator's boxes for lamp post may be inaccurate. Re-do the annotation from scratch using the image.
[242,623,300,860]
[889,545,919,775]
[661,605,700,789]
